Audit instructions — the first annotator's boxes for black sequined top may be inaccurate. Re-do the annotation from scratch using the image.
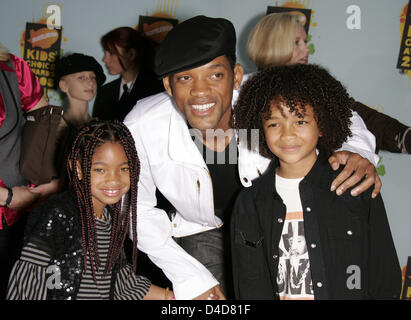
[7,191,151,300]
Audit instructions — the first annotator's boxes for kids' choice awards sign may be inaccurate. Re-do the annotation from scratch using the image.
[397,1,411,70]
[23,22,62,96]
[402,256,411,299]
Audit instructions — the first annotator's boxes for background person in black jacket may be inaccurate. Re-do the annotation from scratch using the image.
[231,64,401,300]
[92,27,164,121]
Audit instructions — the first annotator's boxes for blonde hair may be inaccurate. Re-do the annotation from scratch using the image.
[247,12,301,69]
[0,43,10,62]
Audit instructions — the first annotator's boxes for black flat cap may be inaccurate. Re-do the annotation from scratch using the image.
[154,15,236,78]
[54,53,106,88]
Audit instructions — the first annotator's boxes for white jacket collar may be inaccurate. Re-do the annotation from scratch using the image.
[168,102,206,167]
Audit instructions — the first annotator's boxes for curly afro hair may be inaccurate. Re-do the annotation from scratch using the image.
[232,64,354,159]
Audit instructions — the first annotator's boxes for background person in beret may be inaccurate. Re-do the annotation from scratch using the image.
[55,53,106,128]
[124,15,381,300]
[53,53,106,188]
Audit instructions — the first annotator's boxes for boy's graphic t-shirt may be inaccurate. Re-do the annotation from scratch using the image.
[275,174,314,300]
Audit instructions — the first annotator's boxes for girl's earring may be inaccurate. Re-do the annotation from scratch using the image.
[75,161,83,181]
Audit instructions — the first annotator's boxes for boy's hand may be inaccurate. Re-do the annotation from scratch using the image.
[329,151,381,198]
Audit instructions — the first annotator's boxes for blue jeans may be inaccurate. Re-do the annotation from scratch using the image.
[174,226,233,298]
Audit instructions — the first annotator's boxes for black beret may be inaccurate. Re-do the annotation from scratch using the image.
[154,15,236,78]
[54,53,106,88]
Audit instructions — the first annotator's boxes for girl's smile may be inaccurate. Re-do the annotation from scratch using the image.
[101,188,122,197]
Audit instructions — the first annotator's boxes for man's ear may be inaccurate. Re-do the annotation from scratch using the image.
[162,76,173,96]
[233,63,244,91]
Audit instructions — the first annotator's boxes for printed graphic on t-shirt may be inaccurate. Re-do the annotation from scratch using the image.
[277,211,314,300]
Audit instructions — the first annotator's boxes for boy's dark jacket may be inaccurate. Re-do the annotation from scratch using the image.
[24,191,120,300]
[231,150,402,300]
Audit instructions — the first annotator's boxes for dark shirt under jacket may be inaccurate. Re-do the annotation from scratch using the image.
[231,150,402,300]
[92,68,164,121]
[194,135,243,223]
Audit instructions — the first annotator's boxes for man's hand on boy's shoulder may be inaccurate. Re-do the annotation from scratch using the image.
[328,150,381,199]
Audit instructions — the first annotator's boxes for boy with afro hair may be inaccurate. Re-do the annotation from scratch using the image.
[231,64,401,300]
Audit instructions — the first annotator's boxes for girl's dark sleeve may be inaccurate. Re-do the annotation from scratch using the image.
[6,241,51,300]
[113,264,151,300]
[7,208,53,300]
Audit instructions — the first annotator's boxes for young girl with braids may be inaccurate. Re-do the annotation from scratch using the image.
[7,120,173,300]
[231,64,401,300]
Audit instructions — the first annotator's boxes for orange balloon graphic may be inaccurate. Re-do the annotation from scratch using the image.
[27,28,59,49]
[143,20,174,44]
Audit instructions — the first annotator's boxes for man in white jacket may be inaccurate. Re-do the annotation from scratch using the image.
[124,15,380,300]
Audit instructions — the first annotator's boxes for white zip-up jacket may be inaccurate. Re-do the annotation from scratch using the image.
[124,74,378,300]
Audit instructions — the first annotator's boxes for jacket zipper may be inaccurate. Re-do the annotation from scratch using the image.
[202,166,223,227]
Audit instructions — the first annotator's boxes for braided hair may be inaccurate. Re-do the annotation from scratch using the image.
[233,64,354,158]
[67,120,139,280]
